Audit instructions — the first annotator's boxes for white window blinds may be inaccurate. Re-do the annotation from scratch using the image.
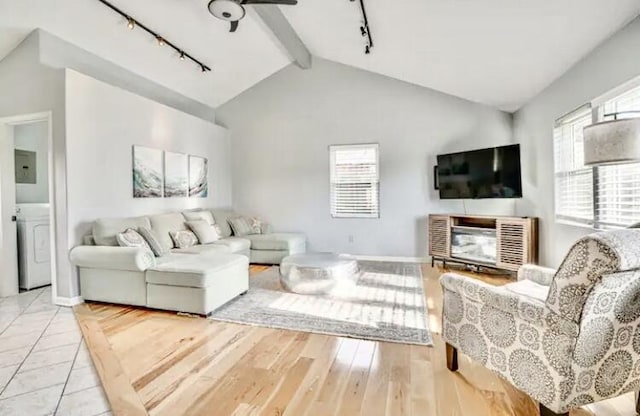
[595,84,640,228]
[329,144,379,218]
[553,106,594,225]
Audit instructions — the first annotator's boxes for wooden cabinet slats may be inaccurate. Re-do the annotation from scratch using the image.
[428,214,538,272]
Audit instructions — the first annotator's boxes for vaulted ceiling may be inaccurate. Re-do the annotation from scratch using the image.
[1,0,639,112]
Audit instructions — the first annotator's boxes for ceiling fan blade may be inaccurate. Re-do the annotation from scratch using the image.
[242,0,298,5]
[230,20,239,32]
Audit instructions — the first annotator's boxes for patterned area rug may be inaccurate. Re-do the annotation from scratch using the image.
[209,261,432,346]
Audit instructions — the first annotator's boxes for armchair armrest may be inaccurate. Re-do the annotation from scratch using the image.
[69,246,156,272]
[440,272,579,337]
[517,264,556,286]
[441,272,520,312]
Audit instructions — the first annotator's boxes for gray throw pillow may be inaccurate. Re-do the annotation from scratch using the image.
[186,220,220,244]
[170,230,199,249]
[116,228,151,250]
[227,216,254,237]
[138,227,169,257]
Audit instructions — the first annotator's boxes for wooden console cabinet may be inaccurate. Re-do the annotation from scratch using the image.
[428,214,538,272]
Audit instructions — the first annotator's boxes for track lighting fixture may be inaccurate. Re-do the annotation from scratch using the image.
[96,0,212,73]
[353,0,374,55]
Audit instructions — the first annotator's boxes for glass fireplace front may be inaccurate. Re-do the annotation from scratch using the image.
[450,226,497,265]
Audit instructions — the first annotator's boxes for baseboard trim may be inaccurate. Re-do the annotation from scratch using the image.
[354,255,430,263]
[55,296,84,307]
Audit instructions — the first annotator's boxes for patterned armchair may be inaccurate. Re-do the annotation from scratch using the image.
[440,229,640,416]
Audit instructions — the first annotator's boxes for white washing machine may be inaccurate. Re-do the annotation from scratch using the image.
[16,204,51,290]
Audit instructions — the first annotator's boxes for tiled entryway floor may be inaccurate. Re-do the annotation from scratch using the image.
[0,286,111,416]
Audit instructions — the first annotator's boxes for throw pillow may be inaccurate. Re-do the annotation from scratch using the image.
[227,216,254,237]
[249,217,263,234]
[170,230,199,249]
[186,220,220,244]
[261,222,273,234]
[183,210,215,225]
[116,228,151,250]
[138,227,169,257]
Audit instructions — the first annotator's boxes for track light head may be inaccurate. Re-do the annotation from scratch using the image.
[365,45,370,54]
[360,26,366,36]
[99,0,211,73]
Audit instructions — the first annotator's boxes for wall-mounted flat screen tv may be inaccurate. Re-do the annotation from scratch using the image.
[437,144,522,199]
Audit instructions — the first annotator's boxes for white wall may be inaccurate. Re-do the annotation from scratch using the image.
[14,121,49,204]
[514,17,640,267]
[0,33,68,298]
[65,70,232,252]
[217,58,513,258]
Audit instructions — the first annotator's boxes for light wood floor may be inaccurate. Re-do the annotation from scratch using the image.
[73,264,637,416]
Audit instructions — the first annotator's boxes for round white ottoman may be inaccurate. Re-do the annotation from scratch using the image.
[280,253,359,295]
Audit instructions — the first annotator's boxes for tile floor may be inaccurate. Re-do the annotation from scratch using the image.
[0,286,111,416]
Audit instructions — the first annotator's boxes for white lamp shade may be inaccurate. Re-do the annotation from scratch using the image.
[208,0,245,21]
[583,118,640,166]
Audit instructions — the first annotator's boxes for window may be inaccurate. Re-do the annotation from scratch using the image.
[595,84,640,228]
[553,82,640,228]
[329,144,379,218]
[553,106,594,226]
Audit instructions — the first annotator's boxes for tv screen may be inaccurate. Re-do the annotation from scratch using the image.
[437,144,522,199]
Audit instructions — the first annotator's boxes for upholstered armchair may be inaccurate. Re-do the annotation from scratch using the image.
[440,229,640,416]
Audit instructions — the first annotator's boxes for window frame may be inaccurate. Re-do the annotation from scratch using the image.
[329,143,380,219]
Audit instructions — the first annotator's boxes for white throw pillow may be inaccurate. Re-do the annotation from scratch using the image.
[183,210,215,225]
[170,230,199,249]
[186,220,220,244]
[116,228,151,250]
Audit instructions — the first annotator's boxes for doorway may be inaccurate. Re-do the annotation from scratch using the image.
[0,112,57,302]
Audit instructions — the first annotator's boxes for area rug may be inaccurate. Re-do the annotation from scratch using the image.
[209,261,432,346]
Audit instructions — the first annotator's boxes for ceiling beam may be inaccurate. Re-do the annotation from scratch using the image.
[253,5,312,70]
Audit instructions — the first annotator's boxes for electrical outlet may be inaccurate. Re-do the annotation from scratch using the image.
[348,235,354,243]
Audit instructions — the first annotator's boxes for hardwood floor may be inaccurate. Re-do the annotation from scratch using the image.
[73,264,637,416]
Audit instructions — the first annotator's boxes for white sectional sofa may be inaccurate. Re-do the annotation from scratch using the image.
[69,209,306,315]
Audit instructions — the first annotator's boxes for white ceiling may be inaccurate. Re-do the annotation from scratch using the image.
[282,0,640,111]
[0,1,639,112]
[0,0,292,108]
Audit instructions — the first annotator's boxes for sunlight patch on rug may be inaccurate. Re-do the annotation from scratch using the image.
[208,261,432,346]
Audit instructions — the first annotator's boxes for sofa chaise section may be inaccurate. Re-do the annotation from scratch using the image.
[146,252,248,315]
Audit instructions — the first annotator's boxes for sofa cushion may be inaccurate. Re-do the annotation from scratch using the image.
[149,213,188,251]
[146,253,248,288]
[246,233,306,251]
[186,220,220,244]
[183,210,215,225]
[210,209,236,238]
[171,244,230,255]
[228,216,254,237]
[139,227,170,257]
[212,237,251,253]
[93,216,151,246]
